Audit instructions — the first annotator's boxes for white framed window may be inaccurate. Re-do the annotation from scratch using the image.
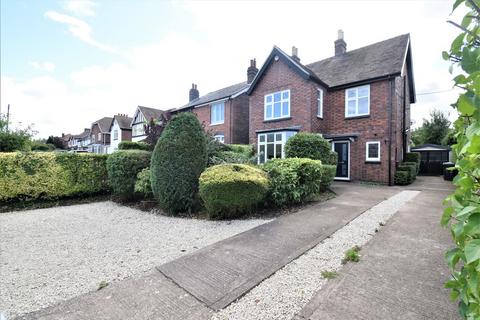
[264,90,290,120]
[366,141,381,162]
[214,134,225,143]
[257,131,296,164]
[345,85,370,117]
[113,130,119,140]
[132,123,145,137]
[97,133,102,141]
[211,102,225,125]
[317,88,324,118]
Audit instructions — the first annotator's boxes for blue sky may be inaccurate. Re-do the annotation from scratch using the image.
[1,0,462,138]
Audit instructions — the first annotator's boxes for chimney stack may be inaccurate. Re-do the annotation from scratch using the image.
[189,83,199,102]
[334,29,347,56]
[291,46,300,62]
[247,59,258,84]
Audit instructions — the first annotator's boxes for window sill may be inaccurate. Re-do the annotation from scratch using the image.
[263,117,292,123]
[316,115,323,119]
[365,160,381,164]
[345,114,370,120]
[210,122,224,126]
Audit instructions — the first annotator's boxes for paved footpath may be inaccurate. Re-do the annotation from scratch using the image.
[295,177,460,320]
[19,184,399,320]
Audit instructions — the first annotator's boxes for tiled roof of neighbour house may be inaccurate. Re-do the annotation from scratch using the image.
[137,106,169,122]
[112,114,133,130]
[76,129,91,139]
[306,34,410,88]
[176,82,250,111]
[248,34,415,103]
[92,117,113,133]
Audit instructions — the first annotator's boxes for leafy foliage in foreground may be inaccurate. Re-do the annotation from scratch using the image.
[441,1,480,318]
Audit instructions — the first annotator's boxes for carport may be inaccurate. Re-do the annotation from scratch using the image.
[410,144,450,175]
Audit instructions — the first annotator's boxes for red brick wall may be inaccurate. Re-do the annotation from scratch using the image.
[192,95,249,144]
[249,57,405,184]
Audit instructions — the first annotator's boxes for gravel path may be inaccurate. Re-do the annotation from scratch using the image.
[212,190,420,320]
[0,202,270,319]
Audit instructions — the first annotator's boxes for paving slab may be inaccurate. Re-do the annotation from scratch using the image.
[16,270,212,320]
[158,183,399,310]
[295,180,459,320]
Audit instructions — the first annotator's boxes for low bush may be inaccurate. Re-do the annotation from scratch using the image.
[405,152,421,173]
[394,171,410,185]
[226,144,254,157]
[262,158,331,207]
[209,150,255,165]
[118,141,151,151]
[395,162,417,185]
[0,152,109,202]
[285,133,338,165]
[134,168,153,198]
[31,142,55,152]
[151,113,207,214]
[199,164,269,219]
[106,150,151,200]
[318,165,337,191]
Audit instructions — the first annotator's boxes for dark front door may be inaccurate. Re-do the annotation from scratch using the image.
[333,141,349,179]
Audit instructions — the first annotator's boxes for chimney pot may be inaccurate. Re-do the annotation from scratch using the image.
[334,30,347,56]
[291,46,300,62]
[247,58,259,84]
[189,83,199,102]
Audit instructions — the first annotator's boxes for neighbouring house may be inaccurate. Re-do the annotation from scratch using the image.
[247,31,416,185]
[131,106,171,142]
[109,114,133,153]
[60,133,72,149]
[173,60,258,144]
[67,128,91,152]
[89,117,113,154]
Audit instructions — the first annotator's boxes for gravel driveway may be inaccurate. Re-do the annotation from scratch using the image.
[0,201,270,319]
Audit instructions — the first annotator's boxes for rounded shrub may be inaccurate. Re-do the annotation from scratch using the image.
[118,141,151,151]
[134,168,153,198]
[404,152,421,173]
[394,171,410,185]
[106,150,151,200]
[199,164,269,220]
[318,164,337,191]
[285,133,337,165]
[150,112,207,214]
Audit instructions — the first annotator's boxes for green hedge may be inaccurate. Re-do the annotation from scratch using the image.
[394,171,410,185]
[262,158,330,207]
[405,152,421,173]
[118,141,151,151]
[396,163,417,185]
[134,168,153,198]
[0,152,109,202]
[106,150,151,200]
[199,164,269,219]
[285,133,338,165]
[151,113,207,214]
[318,164,337,191]
[227,144,254,156]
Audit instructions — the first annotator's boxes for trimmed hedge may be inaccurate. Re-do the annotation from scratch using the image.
[395,162,417,185]
[134,168,153,198]
[394,171,410,185]
[227,144,254,157]
[210,150,254,165]
[106,150,151,200]
[0,152,109,202]
[318,164,337,191]
[118,141,151,151]
[199,164,269,219]
[405,152,421,173]
[262,158,331,207]
[151,113,207,214]
[285,133,338,165]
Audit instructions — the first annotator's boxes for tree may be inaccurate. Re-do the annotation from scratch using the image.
[0,113,35,152]
[143,112,171,148]
[441,0,480,318]
[411,109,451,145]
[46,136,67,149]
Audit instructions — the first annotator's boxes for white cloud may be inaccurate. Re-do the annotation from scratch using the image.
[63,0,97,17]
[28,61,56,73]
[44,11,116,53]
[2,1,463,137]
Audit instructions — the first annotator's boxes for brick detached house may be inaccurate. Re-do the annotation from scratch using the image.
[174,60,258,144]
[89,117,113,154]
[131,106,171,142]
[109,114,133,153]
[247,31,416,185]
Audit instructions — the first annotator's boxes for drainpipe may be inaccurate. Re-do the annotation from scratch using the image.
[388,77,395,186]
[402,75,407,158]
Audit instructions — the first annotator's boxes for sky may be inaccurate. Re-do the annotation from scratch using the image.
[0,0,463,138]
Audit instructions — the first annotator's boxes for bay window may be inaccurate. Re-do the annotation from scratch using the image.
[257,131,296,164]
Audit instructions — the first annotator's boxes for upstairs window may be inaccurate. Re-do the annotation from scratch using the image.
[345,85,370,117]
[211,102,225,125]
[317,88,324,118]
[97,133,102,141]
[113,130,119,140]
[366,141,381,162]
[264,90,290,120]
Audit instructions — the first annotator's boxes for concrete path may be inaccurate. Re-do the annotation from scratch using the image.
[17,184,399,319]
[295,178,459,320]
